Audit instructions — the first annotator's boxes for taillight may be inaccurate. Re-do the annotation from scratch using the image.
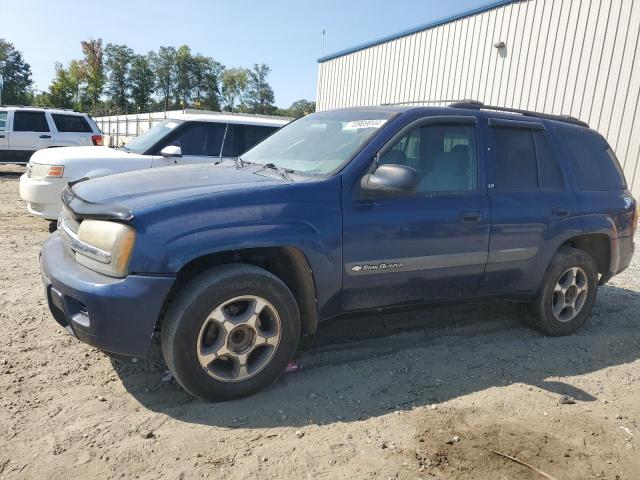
[91,135,104,146]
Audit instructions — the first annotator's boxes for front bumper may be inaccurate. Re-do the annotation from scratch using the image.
[40,233,175,358]
[19,173,68,220]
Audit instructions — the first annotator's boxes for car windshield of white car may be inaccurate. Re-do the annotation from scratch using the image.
[240,110,395,175]
[124,120,184,154]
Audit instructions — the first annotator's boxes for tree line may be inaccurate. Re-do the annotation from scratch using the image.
[0,38,315,118]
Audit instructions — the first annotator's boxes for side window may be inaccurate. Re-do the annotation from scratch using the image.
[534,131,564,188]
[560,128,626,191]
[52,114,92,133]
[0,111,7,131]
[13,111,50,132]
[491,127,537,189]
[222,125,277,157]
[203,123,226,156]
[378,124,478,193]
[168,124,207,156]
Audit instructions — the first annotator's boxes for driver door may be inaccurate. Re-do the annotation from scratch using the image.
[152,122,227,167]
[341,116,490,311]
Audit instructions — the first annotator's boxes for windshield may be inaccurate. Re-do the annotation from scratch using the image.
[241,110,396,175]
[124,119,184,154]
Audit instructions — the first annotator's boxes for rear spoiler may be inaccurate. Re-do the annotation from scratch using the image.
[61,185,133,221]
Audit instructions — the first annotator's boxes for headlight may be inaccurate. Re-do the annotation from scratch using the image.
[74,220,136,277]
[30,163,64,179]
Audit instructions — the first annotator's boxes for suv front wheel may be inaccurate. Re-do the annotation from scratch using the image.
[530,246,599,336]
[161,264,301,401]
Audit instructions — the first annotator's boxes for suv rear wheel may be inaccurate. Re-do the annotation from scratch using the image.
[161,264,301,401]
[530,246,599,336]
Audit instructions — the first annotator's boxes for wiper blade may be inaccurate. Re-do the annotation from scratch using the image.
[255,162,293,181]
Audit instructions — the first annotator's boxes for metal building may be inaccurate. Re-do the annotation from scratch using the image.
[316,0,640,196]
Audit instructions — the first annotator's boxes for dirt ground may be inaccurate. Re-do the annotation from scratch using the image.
[0,164,639,480]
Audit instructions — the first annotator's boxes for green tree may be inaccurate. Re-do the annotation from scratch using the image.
[288,99,316,118]
[80,39,105,113]
[130,54,154,110]
[220,68,248,112]
[47,62,76,109]
[245,63,275,115]
[104,43,134,111]
[192,55,224,111]
[149,46,176,111]
[174,45,194,107]
[0,39,33,104]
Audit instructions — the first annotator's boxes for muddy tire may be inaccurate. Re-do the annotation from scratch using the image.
[161,264,301,401]
[529,246,599,336]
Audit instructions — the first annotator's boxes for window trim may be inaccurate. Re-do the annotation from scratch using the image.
[362,115,480,198]
[532,129,566,191]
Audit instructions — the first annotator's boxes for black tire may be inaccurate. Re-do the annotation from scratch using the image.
[48,221,57,233]
[530,246,598,336]
[161,263,301,401]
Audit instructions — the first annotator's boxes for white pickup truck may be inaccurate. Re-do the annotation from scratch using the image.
[19,113,289,221]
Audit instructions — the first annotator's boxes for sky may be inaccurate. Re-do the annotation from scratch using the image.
[1,0,490,108]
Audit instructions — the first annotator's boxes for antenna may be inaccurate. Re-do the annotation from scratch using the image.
[321,29,326,56]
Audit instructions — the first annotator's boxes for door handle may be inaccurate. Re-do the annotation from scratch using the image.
[552,207,569,217]
[39,134,52,139]
[461,211,483,223]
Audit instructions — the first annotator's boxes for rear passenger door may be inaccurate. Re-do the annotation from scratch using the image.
[51,113,95,146]
[10,111,54,162]
[480,118,581,294]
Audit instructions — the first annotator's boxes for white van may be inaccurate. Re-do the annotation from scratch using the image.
[0,106,103,164]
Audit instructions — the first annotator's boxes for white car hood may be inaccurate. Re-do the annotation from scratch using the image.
[30,146,147,165]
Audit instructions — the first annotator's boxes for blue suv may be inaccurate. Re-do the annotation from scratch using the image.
[40,101,637,400]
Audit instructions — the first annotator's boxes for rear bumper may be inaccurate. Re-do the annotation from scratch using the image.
[40,233,175,358]
[19,173,68,220]
[614,235,635,275]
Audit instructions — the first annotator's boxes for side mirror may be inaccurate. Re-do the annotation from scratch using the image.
[361,164,419,195]
[160,145,182,158]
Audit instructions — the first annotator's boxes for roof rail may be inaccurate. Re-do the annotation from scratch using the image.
[0,105,76,112]
[449,100,589,127]
[382,99,467,106]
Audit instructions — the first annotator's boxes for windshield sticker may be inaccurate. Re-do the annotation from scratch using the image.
[165,121,179,129]
[343,119,388,130]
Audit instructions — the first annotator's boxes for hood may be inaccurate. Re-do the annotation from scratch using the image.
[30,146,146,165]
[69,163,286,214]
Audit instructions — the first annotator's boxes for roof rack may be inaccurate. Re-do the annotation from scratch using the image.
[0,105,76,112]
[381,99,589,128]
[449,100,589,127]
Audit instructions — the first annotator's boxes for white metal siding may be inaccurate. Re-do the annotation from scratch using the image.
[317,0,640,197]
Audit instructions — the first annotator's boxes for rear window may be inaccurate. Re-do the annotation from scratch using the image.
[52,114,92,133]
[560,128,626,191]
[13,111,49,132]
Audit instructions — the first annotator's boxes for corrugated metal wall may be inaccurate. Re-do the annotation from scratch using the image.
[316,0,640,197]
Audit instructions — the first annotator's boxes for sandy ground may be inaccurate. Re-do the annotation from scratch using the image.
[0,164,639,480]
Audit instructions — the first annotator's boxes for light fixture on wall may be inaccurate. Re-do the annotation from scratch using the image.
[493,41,506,49]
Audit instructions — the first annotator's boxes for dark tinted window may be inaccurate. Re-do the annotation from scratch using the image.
[168,123,226,156]
[379,124,477,193]
[223,124,278,157]
[560,128,626,191]
[13,111,50,132]
[52,114,92,133]
[534,131,564,188]
[492,128,537,189]
[0,111,7,131]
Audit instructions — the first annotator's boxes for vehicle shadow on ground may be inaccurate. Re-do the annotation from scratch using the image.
[113,283,640,428]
